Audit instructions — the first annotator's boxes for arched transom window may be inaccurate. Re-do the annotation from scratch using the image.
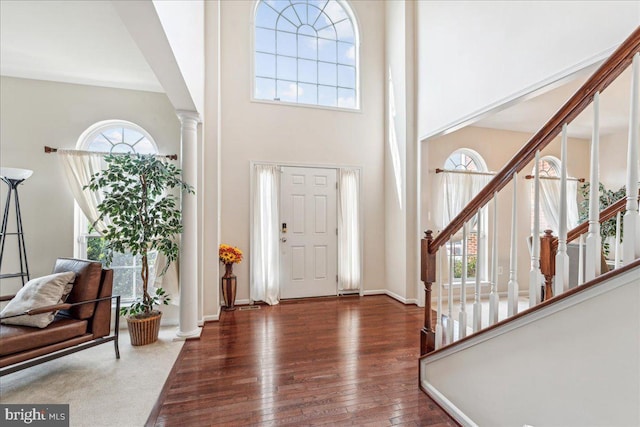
[253,0,359,109]
[80,120,158,155]
[536,156,560,178]
[444,149,486,172]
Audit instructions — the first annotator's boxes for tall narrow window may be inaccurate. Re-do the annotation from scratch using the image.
[442,149,490,281]
[253,0,359,109]
[530,155,579,234]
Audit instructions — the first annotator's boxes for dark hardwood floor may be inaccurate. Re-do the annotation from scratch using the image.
[147,295,456,426]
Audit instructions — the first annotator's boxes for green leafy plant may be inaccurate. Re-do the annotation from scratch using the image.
[87,154,194,318]
[453,256,477,279]
[578,182,625,257]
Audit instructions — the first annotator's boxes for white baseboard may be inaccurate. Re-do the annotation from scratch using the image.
[421,381,477,427]
[363,289,418,305]
[234,299,251,306]
[202,305,222,323]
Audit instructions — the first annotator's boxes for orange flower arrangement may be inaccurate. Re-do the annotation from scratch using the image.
[219,244,243,265]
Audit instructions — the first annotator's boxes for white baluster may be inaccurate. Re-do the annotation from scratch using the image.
[447,238,454,344]
[585,93,602,281]
[459,223,468,339]
[556,123,570,294]
[435,249,443,350]
[578,234,585,286]
[624,52,640,264]
[529,150,541,307]
[473,210,483,332]
[508,172,519,317]
[614,212,622,269]
[489,193,499,325]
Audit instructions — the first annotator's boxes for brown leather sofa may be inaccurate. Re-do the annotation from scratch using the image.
[0,257,120,376]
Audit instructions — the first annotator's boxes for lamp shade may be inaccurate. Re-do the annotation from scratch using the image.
[0,167,33,181]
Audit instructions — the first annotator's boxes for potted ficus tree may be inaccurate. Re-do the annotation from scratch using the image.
[87,153,193,346]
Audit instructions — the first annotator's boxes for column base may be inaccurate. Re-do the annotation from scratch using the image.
[173,327,202,341]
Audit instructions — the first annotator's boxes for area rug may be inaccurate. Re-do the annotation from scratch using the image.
[0,327,184,427]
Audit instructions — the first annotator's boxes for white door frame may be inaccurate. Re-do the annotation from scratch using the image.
[249,160,364,301]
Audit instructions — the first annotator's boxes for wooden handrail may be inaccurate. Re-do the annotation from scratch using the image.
[567,195,636,245]
[546,191,640,249]
[429,26,640,254]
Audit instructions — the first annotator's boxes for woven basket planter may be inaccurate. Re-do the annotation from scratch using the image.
[126,311,162,346]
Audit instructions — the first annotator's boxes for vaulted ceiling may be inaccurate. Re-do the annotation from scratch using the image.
[0,1,633,139]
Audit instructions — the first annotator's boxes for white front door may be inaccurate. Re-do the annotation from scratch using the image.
[280,166,337,299]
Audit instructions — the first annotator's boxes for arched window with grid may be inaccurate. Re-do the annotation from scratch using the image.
[253,0,359,109]
[442,149,490,281]
[75,120,159,303]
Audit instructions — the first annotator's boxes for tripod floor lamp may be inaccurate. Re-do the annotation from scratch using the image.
[0,167,33,286]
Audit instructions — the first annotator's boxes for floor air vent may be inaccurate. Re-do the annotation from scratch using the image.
[238,305,261,311]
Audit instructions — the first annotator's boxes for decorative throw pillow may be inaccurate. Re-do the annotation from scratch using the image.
[0,271,76,328]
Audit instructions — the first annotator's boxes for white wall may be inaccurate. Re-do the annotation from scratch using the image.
[601,130,637,191]
[219,0,386,302]
[417,1,640,138]
[153,0,205,114]
[202,0,221,321]
[421,265,640,426]
[385,0,419,303]
[0,76,181,323]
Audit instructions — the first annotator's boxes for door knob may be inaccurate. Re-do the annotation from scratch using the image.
[281,237,287,243]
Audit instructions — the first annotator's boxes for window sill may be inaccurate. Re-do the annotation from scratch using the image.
[250,97,362,114]
[444,280,492,288]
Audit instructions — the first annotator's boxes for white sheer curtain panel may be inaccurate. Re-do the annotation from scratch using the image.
[251,164,281,305]
[57,150,107,232]
[338,168,361,292]
[440,172,491,282]
[442,172,491,227]
[539,179,579,234]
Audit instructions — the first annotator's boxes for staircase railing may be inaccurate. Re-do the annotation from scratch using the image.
[420,26,640,355]
[539,190,639,301]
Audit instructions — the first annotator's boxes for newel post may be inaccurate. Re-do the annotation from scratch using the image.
[420,230,436,355]
[539,229,556,301]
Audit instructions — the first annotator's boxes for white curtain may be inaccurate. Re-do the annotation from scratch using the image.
[440,172,491,283]
[338,168,361,292]
[58,150,179,300]
[58,150,107,233]
[251,164,280,305]
[539,178,580,234]
[441,172,491,227]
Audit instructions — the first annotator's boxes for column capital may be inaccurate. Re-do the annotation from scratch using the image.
[176,110,201,125]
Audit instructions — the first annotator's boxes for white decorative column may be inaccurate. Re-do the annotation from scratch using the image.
[176,110,202,340]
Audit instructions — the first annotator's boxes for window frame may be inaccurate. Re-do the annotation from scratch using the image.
[442,148,489,285]
[74,120,159,304]
[529,155,561,234]
[250,0,362,112]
